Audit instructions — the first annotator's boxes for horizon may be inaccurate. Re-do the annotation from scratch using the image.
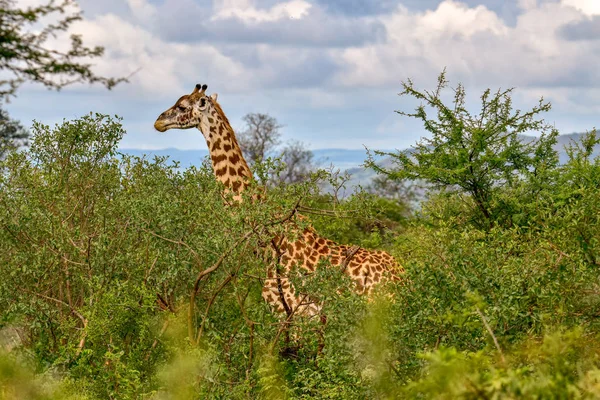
[116,130,594,152]
[118,131,600,174]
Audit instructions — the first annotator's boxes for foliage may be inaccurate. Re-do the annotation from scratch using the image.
[0,349,88,399]
[1,76,600,398]
[405,328,600,399]
[0,0,127,101]
[366,174,417,204]
[0,106,28,158]
[302,190,404,249]
[0,114,374,398]
[367,70,559,229]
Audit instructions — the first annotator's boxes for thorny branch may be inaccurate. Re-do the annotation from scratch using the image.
[270,293,310,355]
[476,307,505,364]
[26,290,88,355]
[188,230,254,343]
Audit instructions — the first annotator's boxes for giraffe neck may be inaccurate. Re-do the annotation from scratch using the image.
[199,102,252,201]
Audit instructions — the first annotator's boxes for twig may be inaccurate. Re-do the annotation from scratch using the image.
[145,320,169,361]
[340,245,360,274]
[233,285,257,380]
[27,290,88,355]
[297,205,357,218]
[270,293,310,355]
[142,227,199,258]
[265,196,304,227]
[547,241,570,259]
[243,273,263,281]
[188,231,254,343]
[143,255,159,286]
[476,307,505,363]
[156,293,175,313]
[195,273,234,344]
[191,231,254,297]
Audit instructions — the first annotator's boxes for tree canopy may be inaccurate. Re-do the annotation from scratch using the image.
[0,0,127,102]
[238,112,315,185]
[367,70,559,229]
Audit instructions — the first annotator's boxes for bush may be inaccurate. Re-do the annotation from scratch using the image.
[1,78,600,398]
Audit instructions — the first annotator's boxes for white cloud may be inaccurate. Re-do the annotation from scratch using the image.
[415,0,508,38]
[518,0,537,10]
[273,87,348,109]
[126,0,157,23]
[15,0,52,7]
[334,0,592,93]
[212,0,312,22]
[561,0,600,16]
[64,14,249,97]
[334,1,508,88]
[9,0,600,151]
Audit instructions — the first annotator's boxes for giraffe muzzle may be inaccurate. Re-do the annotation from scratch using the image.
[154,119,168,132]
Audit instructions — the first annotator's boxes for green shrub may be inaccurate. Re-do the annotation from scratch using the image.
[1,78,600,398]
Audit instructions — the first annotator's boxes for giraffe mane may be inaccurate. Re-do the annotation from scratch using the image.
[209,98,232,130]
[210,98,245,154]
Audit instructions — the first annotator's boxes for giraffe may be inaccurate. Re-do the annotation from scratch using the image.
[154,83,404,320]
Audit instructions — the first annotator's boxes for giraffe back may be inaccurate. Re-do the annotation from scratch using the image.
[262,219,403,317]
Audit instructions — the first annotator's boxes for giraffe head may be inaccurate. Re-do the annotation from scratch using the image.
[154,83,253,198]
[154,83,219,139]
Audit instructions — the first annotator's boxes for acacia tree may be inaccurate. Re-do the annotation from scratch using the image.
[0,0,128,155]
[367,71,559,228]
[238,112,315,185]
[237,113,282,167]
[0,0,127,101]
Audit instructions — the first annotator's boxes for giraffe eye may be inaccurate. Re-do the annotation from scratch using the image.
[177,105,186,111]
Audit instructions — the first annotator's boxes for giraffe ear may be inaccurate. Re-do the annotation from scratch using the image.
[210,93,218,101]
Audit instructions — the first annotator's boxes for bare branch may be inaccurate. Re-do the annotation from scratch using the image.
[475,307,505,364]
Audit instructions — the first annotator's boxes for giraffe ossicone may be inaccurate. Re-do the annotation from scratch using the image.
[154,84,404,318]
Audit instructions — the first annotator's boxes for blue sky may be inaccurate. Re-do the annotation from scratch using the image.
[8,0,600,150]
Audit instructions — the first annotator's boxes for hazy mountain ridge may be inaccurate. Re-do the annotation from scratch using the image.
[119,132,598,192]
[118,147,392,171]
[341,132,600,190]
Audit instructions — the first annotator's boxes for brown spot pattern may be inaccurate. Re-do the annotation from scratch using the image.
[159,91,403,319]
[229,153,240,164]
[215,166,227,176]
[211,153,227,165]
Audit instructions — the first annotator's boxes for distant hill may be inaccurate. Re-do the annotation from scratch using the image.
[118,132,599,194]
[117,147,391,171]
[553,132,600,163]
[340,132,600,190]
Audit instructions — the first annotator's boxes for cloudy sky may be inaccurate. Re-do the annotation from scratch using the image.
[8,0,600,151]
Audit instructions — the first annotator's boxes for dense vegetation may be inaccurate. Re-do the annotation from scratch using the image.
[1,76,600,399]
